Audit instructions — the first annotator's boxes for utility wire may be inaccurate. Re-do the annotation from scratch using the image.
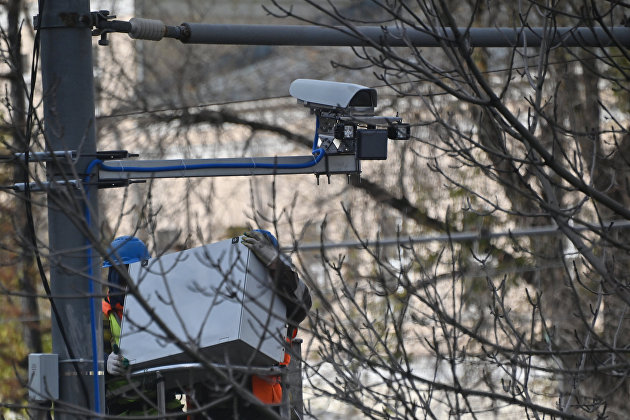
[96,54,627,120]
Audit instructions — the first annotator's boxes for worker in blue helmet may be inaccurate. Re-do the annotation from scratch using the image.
[102,236,150,375]
[101,236,183,416]
[102,235,151,268]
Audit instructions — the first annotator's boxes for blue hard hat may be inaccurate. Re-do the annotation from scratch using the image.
[102,236,151,268]
[254,229,279,248]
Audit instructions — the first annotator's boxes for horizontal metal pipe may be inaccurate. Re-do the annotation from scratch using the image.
[98,154,359,180]
[180,23,630,47]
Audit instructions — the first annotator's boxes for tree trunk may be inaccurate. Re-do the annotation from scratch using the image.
[9,0,43,358]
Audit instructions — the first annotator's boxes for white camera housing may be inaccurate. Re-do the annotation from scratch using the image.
[289,79,377,114]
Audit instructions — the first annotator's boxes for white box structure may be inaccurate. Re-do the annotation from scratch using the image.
[120,237,287,369]
[28,353,59,401]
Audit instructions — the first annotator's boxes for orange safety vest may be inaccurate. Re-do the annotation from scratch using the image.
[102,298,124,320]
[102,298,124,350]
[251,329,297,404]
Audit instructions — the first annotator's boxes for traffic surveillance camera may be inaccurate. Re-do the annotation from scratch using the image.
[289,79,377,114]
[291,78,411,162]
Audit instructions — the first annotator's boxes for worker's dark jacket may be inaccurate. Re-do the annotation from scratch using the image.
[270,254,312,336]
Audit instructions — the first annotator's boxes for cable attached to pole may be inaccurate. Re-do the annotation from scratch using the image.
[83,160,102,414]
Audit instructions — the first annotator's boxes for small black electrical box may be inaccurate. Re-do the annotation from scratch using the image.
[357,129,388,160]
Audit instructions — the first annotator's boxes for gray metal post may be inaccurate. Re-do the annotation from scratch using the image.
[39,0,102,417]
[286,339,303,419]
[156,372,166,418]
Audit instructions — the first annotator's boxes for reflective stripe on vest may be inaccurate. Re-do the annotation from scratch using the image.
[109,312,121,347]
[103,299,122,348]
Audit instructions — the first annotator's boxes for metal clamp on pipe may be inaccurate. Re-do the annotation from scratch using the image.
[88,11,185,45]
